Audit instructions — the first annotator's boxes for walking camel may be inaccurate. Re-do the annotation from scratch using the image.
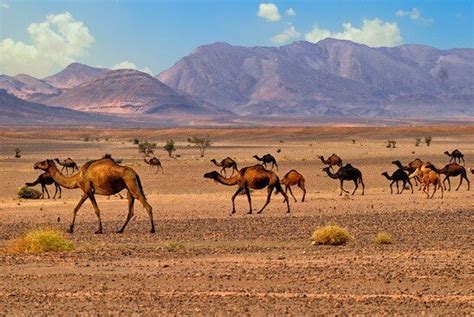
[210,157,238,177]
[392,159,424,188]
[381,169,413,194]
[33,156,155,234]
[203,164,290,214]
[318,154,343,171]
[25,172,62,199]
[444,149,465,165]
[54,158,79,175]
[280,170,306,202]
[322,164,365,196]
[253,154,278,170]
[143,157,163,174]
[438,163,470,191]
[410,163,444,199]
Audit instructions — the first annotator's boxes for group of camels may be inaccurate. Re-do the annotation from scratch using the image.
[23,148,469,233]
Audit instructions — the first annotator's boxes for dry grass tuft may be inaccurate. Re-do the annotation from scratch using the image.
[18,186,42,199]
[6,229,75,254]
[375,232,393,245]
[311,225,351,246]
[165,241,185,252]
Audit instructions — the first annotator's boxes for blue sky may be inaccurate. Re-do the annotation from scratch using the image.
[0,0,472,77]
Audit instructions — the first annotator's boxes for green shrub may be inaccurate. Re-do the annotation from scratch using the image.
[6,229,75,253]
[311,225,351,246]
[18,186,42,199]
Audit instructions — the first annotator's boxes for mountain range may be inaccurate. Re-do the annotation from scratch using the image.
[0,39,472,125]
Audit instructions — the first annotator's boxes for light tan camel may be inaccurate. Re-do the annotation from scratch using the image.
[281,170,306,202]
[143,157,163,174]
[54,158,79,175]
[204,164,290,214]
[34,156,155,234]
[410,163,443,199]
[211,157,238,177]
[318,154,342,171]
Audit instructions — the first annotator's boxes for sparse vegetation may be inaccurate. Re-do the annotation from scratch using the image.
[375,232,393,245]
[83,137,90,142]
[14,147,21,158]
[164,139,177,157]
[6,229,75,254]
[132,138,140,145]
[425,136,432,146]
[386,140,396,148]
[311,225,351,246]
[165,241,185,252]
[18,186,42,199]
[188,136,211,157]
[138,141,157,156]
[352,139,356,144]
[415,138,421,146]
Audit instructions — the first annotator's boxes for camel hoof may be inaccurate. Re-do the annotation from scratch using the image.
[95,230,103,234]
[150,229,156,234]
[66,228,74,234]
[116,229,124,234]
[247,211,252,215]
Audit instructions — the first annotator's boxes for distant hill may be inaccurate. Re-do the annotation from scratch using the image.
[0,74,60,100]
[43,63,108,89]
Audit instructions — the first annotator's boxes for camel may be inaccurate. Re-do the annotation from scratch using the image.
[281,170,306,202]
[253,154,278,171]
[210,157,238,177]
[438,163,470,191]
[25,172,61,199]
[143,157,163,174]
[203,164,289,214]
[322,164,365,196]
[381,169,413,194]
[33,156,155,234]
[318,154,343,171]
[392,159,425,188]
[54,158,79,175]
[409,163,444,199]
[444,149,465,165]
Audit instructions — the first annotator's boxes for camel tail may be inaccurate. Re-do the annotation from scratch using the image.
[136,174,146,197]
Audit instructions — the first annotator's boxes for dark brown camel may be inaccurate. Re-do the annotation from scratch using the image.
[203,164,289,214]
[444,149,465,165]
[54,158,79,175]
[318,154,343,171]
[211,157,238,177]
[322,164,365,196]
[281,170,306,202]
[438,163,470,191]
[253,154,278,170]
[381,169,413,194]
[25,172,62,199]
[392,159,424,188]
[34,156,155,234]
[143,157,163,174]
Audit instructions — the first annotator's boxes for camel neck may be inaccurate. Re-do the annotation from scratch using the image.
[324,169,339,179]
[48,163,80,189]
[215,174,240,186]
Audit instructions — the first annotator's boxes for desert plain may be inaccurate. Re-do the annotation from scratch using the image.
[0,125,473,315]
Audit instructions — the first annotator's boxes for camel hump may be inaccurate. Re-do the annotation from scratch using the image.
[345,163,353,168]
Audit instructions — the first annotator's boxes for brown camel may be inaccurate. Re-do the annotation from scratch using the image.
[438,163,470,191]
[34,156,155,234]
[25,172,61,199]
[381,169,413,194]
[203,164,290,214]
[322,164,365,196]
[318,154,343,171]
[143,157,163,174]
[54,158,79,175]
[409,163,443,199]
[281,170,306,202]
[444,149,465,165]
[211,157,238,177]
[393,158,425,188]
[253,154,278,170]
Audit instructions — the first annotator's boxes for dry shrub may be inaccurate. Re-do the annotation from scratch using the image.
[18,186,42,199]
[375,232,393,245]
[6,229,75,254]
[165,241,185,252]
[312,225,351,246]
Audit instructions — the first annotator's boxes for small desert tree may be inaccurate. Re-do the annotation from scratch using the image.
[415,138,421,147]
[187,136,211,157]
[425,136,432,146]
[386,140,396,148]
[132,138,140,145]
[14,148,21,158]
[164,139,176,157]
[138,141,157,157]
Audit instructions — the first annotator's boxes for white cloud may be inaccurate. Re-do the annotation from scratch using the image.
[112,61,153,75]
[0,12,94,77]
[304,18,402,47]
[0,3,9,9]
[257,3,281,22]
[272,24,300,44]
[286,8,296,16]
[396,8,433,24]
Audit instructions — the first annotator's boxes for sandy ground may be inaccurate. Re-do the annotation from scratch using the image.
[0,126,473,315]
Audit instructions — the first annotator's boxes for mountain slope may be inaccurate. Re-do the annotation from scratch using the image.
[157,39,474,117]
[43,63,108,89]
[0,74,60,100]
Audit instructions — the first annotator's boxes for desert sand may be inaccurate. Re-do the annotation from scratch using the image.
[0,126,473,314]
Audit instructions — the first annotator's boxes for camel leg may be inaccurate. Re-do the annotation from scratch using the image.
[57,184,62,199]
[39,184,45,199]
[44,185,51,199]
[222,167,227,178]
[456,174,469,191]
[299,181,306,202]
[67,194,88,233]
[160,165,164,174]
[87,194,104,234]
[136,195,155,233]
[276,182,290,213]
[430,184,438,199]
[461,156,465,166]
[407,178,413,194]
[231,187,244,214]
[446,177,452,191]
[257,187,274,214]
[244,186,252,214]
[340,179,349,195]
[399,180,405,194]
[395,181,400,194]
[274,161,279,171]
[360,177,365,195]
[117,191,135,233]
[287,186,297,203]
[351,179,359,195]
[52,184,58,199]
[389,181,394,194]
[439,181,444,198]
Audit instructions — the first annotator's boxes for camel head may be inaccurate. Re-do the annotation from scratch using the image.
[34,159,54,171]
[381,172,389,177]
[203,171,220,180]
[53,158,60,162]
[210,159,217,164]
[253,155,259,159]
[443,151,450,156]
